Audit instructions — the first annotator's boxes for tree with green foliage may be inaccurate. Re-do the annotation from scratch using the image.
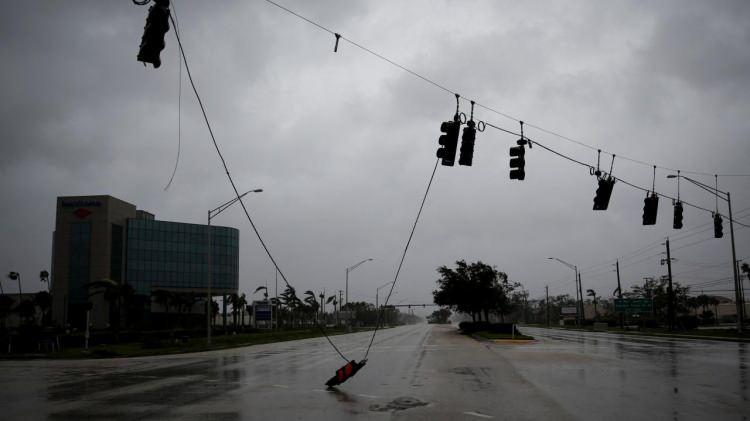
[428,308,451,324]
[433,260,520,322]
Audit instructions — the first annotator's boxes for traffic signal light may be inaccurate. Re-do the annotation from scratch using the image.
[642,192,659,225]
[714,213,724,238]
[592,176,615,210]
[673,201,683,229]
[325,359,367,387]
[509,143,525,180]
[436,117,460,166]
[137,0,171,68]
[458,120,476,166]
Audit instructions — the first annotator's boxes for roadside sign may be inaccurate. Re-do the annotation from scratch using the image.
[561,306,577,315]
[614,298,653,313]
[254,303,273,321]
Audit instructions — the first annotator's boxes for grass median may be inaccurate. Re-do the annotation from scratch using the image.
[1,326,381,360]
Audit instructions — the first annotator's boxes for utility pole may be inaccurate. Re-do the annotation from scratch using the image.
[665,238,675,332]
[545,285,550,327]
[578,272,584,326]
[728,192,744,331]
[616,259,623,329]
[275,269,278,331]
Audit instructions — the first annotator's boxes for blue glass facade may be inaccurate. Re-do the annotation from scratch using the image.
[125,219,239,295]
[68,222,91,304]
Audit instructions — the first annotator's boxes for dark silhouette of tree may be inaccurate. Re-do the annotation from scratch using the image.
[433,260,520,322]
[33,291,52,326]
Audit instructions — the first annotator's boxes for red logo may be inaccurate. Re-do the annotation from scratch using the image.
[73,208,92,219]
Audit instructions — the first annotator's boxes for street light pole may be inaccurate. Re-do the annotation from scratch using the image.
[206,188,263,346]
[548,258,581,327]
[667,174,743,332]
[345,258,373,307]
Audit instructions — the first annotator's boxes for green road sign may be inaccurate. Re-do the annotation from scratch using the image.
[614,298,653,313]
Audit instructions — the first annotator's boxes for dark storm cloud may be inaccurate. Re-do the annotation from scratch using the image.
[1,0,748,309]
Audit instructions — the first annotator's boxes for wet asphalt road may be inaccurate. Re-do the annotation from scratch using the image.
[0,324,748,420]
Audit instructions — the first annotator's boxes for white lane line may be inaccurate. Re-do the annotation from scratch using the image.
[357,393,379,399]
[463,411,493,419]
[271,384,289,389]
[312,388,334,393]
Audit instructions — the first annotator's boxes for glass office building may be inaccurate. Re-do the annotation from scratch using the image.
[125,219,239,295]
[51,195,240,328]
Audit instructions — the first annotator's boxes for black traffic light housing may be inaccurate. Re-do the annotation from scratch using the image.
[714,213,724,238]
[437,115,460,166]
[593,176,615,210]
[458,120,476,166]
[509,138,527,180]
[642,192,659,225]
[137,0,171,68]
[673,201,684,229]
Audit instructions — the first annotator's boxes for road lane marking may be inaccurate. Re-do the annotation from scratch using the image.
[463,411,493,419]
[357,394,379,399]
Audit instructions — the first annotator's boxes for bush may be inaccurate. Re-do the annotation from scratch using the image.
[458,322,520,335]
[677,315,699,330]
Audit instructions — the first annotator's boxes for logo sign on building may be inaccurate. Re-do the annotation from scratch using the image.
[561,306,578,315]
[73,208,92,219]
[254,303,273,321]
[61,199,102,207]
[614,298,653,313]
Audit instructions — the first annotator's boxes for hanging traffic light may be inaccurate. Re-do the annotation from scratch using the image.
[592,176,615,210]
[642,192,659,225]
[325,359,367,387]
[436,116,460,166]
[458,120,476,166]
[509,140,526,180]
[714,213,724,238]
[673,201,683,229]
[137,0,171,69]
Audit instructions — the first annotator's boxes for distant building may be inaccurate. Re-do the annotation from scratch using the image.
[51,195,238,328]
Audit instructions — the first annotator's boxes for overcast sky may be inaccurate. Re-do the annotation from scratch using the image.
[2,0,749,314]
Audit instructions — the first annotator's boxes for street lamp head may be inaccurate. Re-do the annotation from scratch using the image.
[252,189,263,192]
[666,175,678,179]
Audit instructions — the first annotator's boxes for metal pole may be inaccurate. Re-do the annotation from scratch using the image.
[345,268,349,308]
[17,273,22,303]
[85,309,90,350]
[275,269,278,330]
[545,285,550,327]
[616,259,624,329]
[727,192,743,332]
[577,269,584,327]
[665,238,675,332]
[207,211,212,346]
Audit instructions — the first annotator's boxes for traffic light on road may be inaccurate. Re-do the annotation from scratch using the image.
[592,177,615,210]
[642,192,659,225]
[325,359,367,387]
[714,213,724,238]
[137,0,171,68]
[458,120,476,166]
[437,117,460,166]
[673,201,683,229]
[509,144,525,180]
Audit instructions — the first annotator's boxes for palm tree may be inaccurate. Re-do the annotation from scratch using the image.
[227,293,240,329]
[33,291,52,326]
[85,278,134,334]
[238,293,248,329]
[586,289,598,319]
[152,289,174,328]
[304,290,319,326]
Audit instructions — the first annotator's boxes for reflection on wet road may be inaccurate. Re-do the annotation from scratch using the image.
[0,325,747,420]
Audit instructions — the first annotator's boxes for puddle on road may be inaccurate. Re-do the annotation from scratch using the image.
[369,396,428,412]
